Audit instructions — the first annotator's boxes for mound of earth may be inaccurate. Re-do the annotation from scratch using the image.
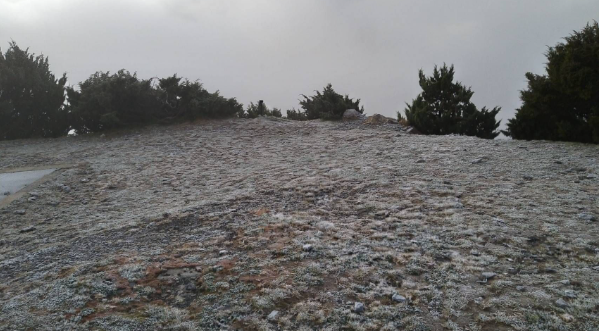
[0,118,597,330]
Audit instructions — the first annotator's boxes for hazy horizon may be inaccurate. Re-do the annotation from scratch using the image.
[2,0,598,129]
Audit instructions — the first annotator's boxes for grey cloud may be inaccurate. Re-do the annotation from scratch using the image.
[1,0,598,129]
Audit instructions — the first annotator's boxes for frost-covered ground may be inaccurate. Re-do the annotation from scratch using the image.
[0,118,598,331]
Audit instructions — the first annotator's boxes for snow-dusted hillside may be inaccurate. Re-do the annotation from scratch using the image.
[1,118,597,330]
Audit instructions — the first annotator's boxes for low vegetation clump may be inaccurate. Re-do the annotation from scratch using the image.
[504,22,599,143]
[285,108,308,121]
[404,64,501,139]
[241,100,282,118]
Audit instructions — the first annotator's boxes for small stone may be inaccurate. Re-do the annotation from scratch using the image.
[81,178,89,183]
[523,175,533,181]
[564,290,577,299]
[559,279,570,285]
[516,286,526,292]
[354,302,365,313]
[593,266,599,271]
[416,159,426,163]
[471,158,483,164]
[560,313,574,323]
[19,226,36,233]
[392,293,406,303]
[28,197,37,202]
[578,213,596,222]
[267,310,279,321]
[482,272,496,280]
[302,244,313,252]
[219,250,228,255]
[15,210,26,215]
[554,160,563,164]
[2,191,10,196]
[555,298,569,308]
[374,210,390,219]
[29,192,40,197]
[47,200,60,207]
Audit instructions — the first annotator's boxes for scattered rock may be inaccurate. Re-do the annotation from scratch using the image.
[57,184,71,193]
[14,210,26,215]
[354,302,365,313]
[564,290,577,299]
[47,200,60,207]
[364,114,397,125]
[374,210,390,219]
[392,293,406,303]
[342,109,365,121]
[404,126,421,134]
[516,286,526,292]
[555,299,569,308]
[267,310,279,321]
[29,192,40,197]
[523,175,533,181]
[578,213,596,222]
[302,244,313,252]
[482,272,496,280]
[19,226,36,233]
[316,221,336,231]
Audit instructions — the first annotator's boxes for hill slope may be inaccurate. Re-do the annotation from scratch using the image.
[0,118,598,330]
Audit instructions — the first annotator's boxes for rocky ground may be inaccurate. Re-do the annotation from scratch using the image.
[0,118,598,331]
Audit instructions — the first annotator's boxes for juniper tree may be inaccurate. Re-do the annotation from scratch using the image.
[0,42,68,140]
[405,64,501,139]
[299,84,364,120]
[504,22,599,143]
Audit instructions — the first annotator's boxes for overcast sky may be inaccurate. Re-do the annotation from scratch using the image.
[1,0,598,128]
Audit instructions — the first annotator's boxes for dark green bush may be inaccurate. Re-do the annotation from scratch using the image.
[504,22,599,143]
[0,42,68,140]
[405,64,501,139]
[67,70,160,133]
[242,100,282,118]
[157,75,243,120]
[67,72,244,133]
[286,108,308,121]
[296,84,364,120]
